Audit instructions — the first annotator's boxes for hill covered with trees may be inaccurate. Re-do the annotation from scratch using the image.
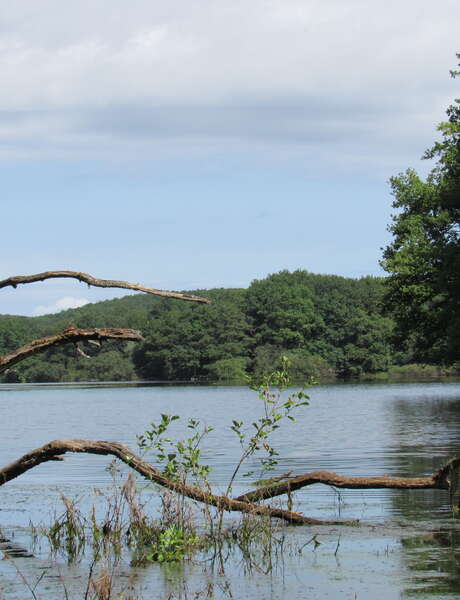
[0,270,420,384]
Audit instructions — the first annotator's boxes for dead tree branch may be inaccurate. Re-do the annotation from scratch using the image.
[0,271,210,304]
[235,463,455,503]
[0,440,344,526]
[0,327,143,373]
[1,441,458,524]
[0,270,210,373]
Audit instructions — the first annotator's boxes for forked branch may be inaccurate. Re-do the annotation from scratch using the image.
[0,271,210,304]
[0,440,342,526]
[0,327,143,373]
[1,441,458,524]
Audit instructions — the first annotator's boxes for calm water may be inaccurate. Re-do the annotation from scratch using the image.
[2,381,460,598]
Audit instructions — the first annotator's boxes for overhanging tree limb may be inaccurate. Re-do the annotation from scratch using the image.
[0,271,210,304]
[0,270,210,374]
[0,326,144,374]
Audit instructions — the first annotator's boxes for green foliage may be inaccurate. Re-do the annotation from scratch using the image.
[382,53,460,363]
[246,271,393,379]
[146,525,199,563]
[1,270,396,383]
[245,270,319,348]
[205,356,248,381]
[137,414,213,482]
[227,357,309,489]
[133,288,252,381]
[282,349,335,381]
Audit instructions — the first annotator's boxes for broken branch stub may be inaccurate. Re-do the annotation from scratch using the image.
[437,457,460,513]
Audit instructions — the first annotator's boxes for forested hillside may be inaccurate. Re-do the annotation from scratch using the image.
[0,270,436,383]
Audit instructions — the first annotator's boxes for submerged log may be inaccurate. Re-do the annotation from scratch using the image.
[0,439,344,526]
[1,440,459,525]
[236,464,452,503]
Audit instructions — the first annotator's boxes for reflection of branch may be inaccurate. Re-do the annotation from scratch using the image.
[236,464,453,503]
[0,440,344,526]
[0,327,143,373]
[0,270,210,304]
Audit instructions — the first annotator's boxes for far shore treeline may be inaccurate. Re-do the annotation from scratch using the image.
[1,270,457,384]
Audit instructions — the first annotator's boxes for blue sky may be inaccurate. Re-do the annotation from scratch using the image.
[1,0,459,315]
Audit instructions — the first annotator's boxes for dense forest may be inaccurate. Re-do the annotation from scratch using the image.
[1,269,455,384]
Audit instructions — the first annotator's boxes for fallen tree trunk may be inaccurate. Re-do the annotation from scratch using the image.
[1,441,459,525]
[0,270,210,304]
[0,327,143,373]
[0,440,344,526]
[236,460,458,503]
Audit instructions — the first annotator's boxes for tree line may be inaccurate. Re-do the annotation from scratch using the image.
[0,270,440,384]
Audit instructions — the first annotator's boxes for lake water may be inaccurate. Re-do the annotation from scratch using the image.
[1,380,460,599]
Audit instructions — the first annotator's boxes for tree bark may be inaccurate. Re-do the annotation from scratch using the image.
[0,270,210,304]
[0,326,143,373]
[235,462,455,503]
[0,440,344,526]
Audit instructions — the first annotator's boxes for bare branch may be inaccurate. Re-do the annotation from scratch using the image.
[0,326,143,373]
[0,440,344,526]
[0,270,210,304]
[75,344,91,359]
[235,465,452,503]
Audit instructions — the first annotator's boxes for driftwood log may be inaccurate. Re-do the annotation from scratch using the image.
[235,462,455,502]
[0,440,340,526]
[1,440,459,524]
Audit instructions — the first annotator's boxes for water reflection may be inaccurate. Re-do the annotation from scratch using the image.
[401,528,460,597]
[383,386,460,596]
[384,388,460,521]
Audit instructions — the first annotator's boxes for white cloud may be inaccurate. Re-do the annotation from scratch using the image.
[32,296,90,316]
[0,0,458,169]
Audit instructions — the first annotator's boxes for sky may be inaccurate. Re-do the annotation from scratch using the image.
[1,0,459,316]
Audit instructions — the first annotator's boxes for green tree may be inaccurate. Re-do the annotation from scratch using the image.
[133,289,251,381]
[382,53,460,363]
[245,270,320,349]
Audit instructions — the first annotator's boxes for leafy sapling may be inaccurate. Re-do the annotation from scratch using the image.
[137,414,213,483]
[225,356,309,496]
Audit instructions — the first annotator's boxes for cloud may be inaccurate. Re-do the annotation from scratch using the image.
[0,0,458,170]
[32,296,90,316]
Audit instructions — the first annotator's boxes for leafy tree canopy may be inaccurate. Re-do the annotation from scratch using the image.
[382,53,460,363]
